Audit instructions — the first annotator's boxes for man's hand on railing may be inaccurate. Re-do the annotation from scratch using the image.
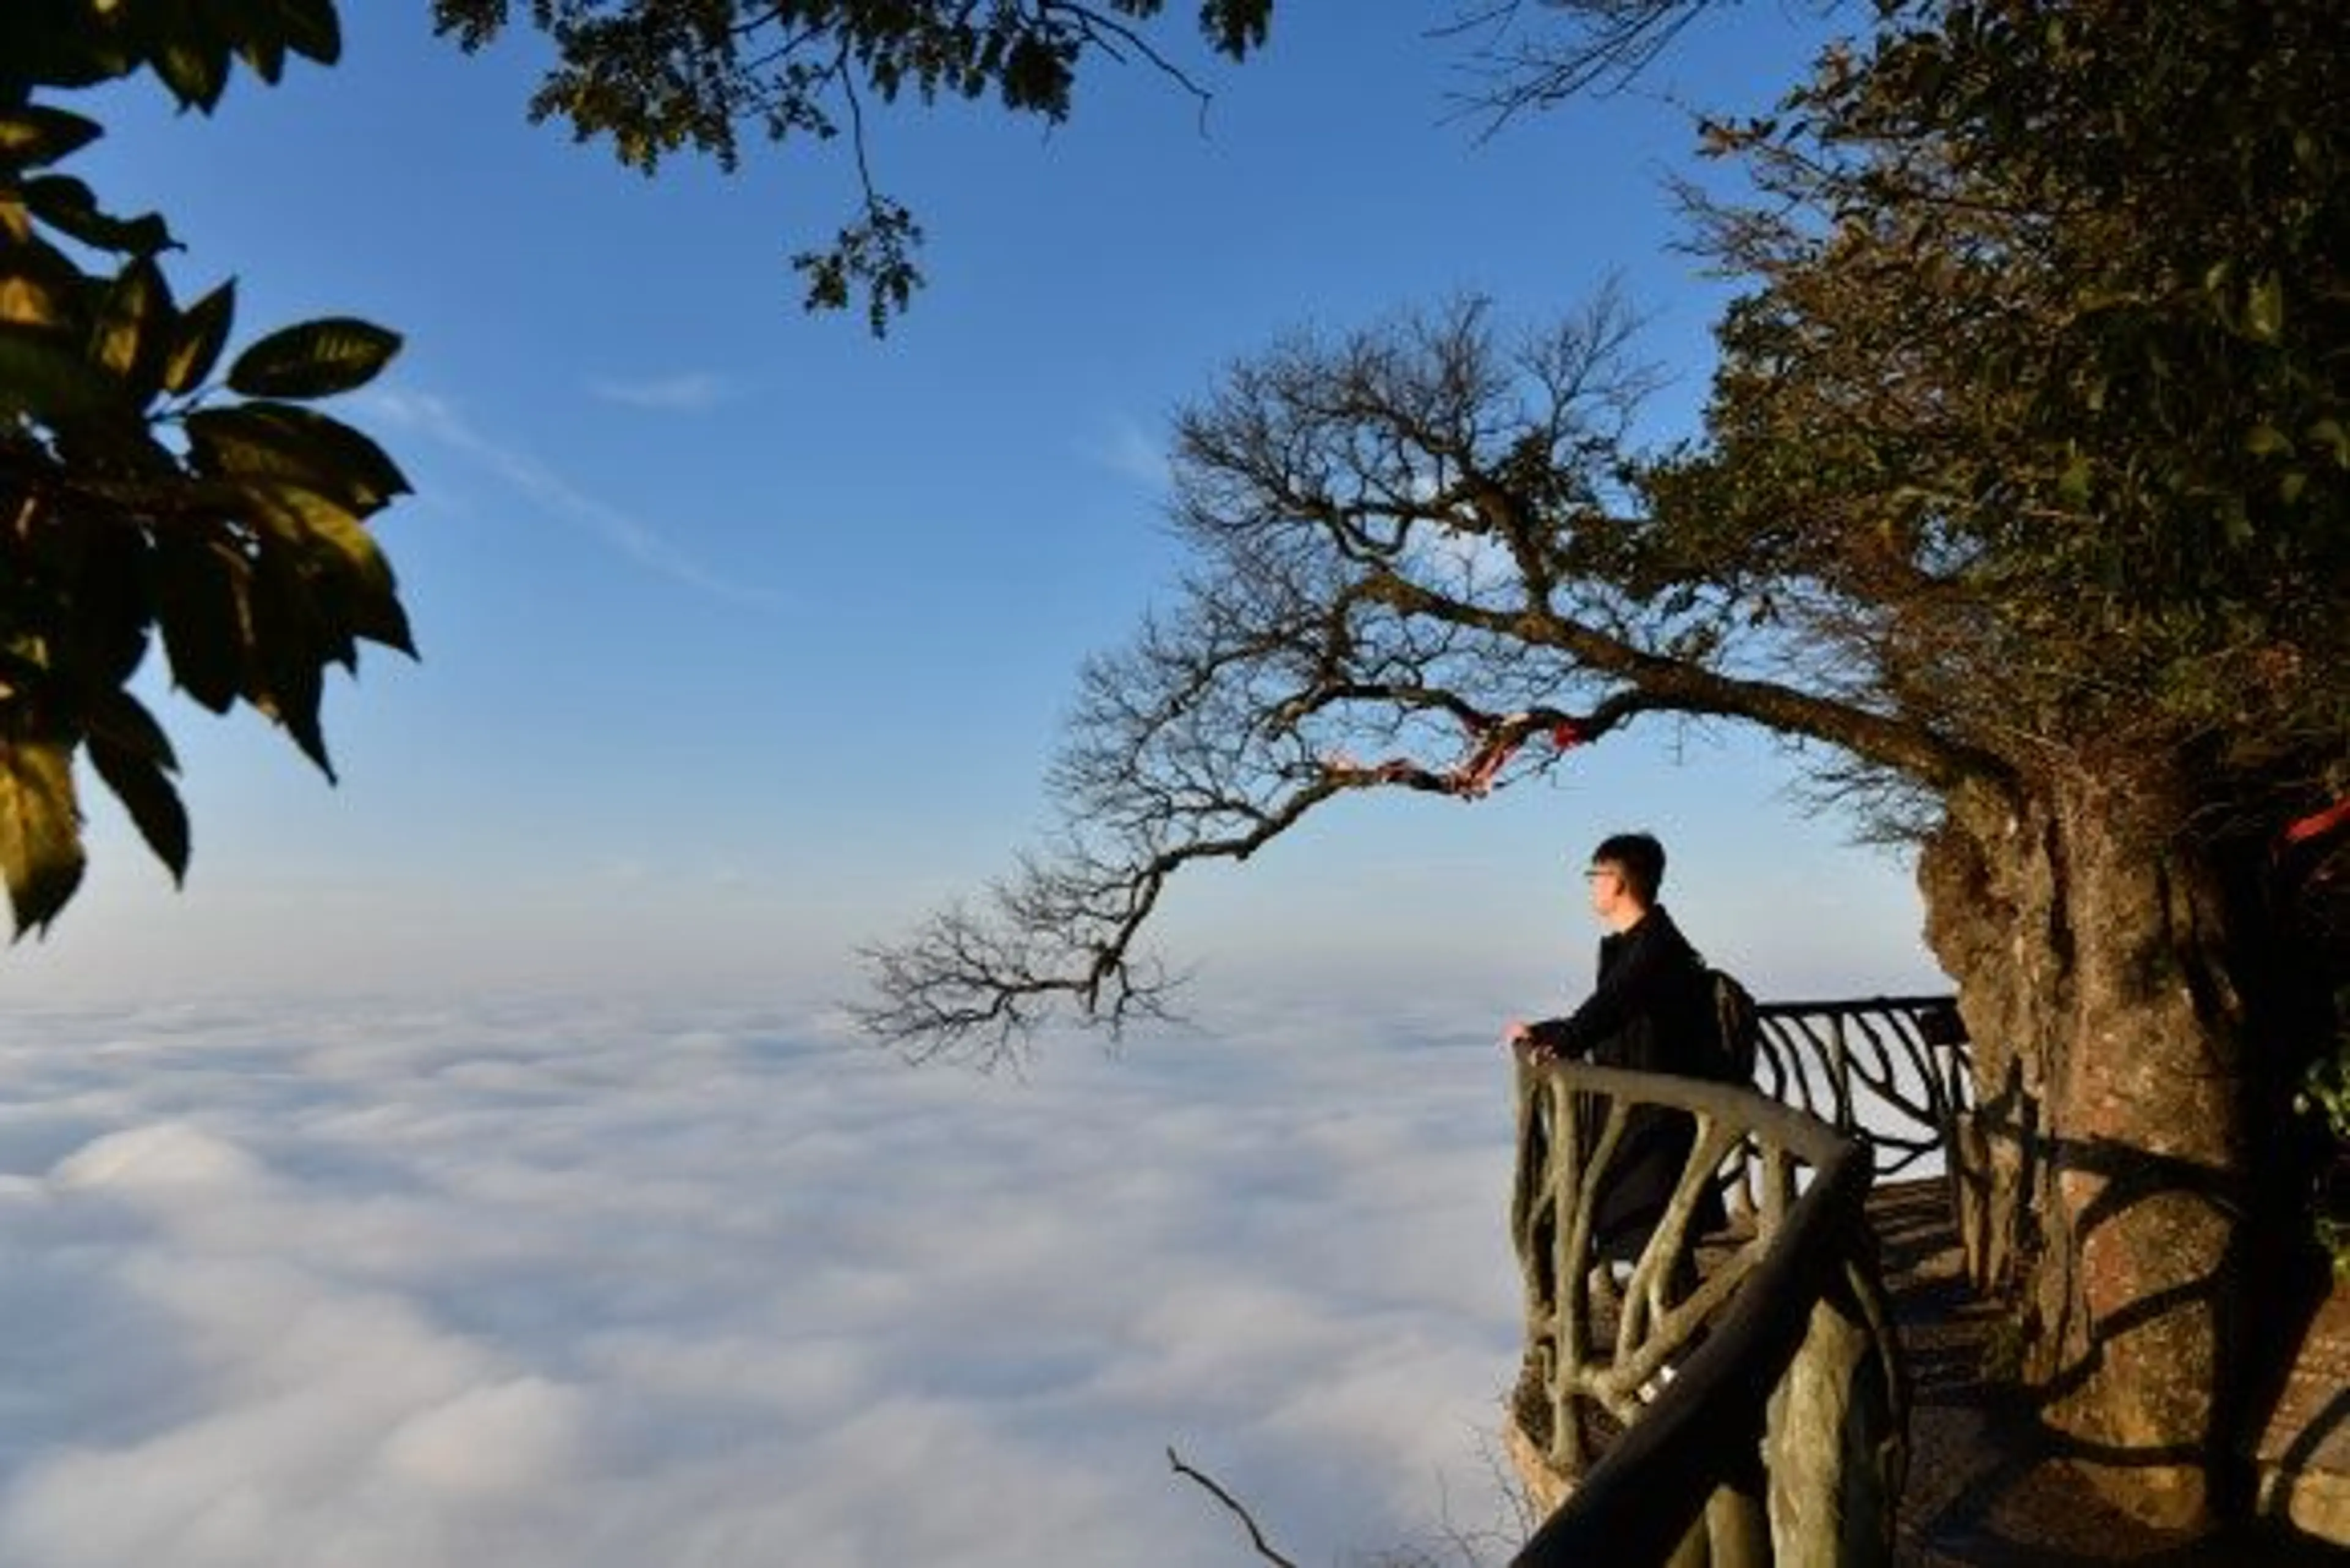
[1505,1020,1559,1064]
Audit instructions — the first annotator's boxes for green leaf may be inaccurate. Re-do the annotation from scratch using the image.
[89,255,173,398]
[185,401,410,510]
[226,316,401,399]
[277,0,341,64]
[2245,423,2293,458]
[2307,418,2349,469]
[221,0,289,84]
[86,733,190,883]
[0,323,121,420]
[0,238,81,332]
[1201,0,1273,59]
[0,1,140,89]
[2244,272,2285,344]
[50,512,155,690]
[309,534,414,654]
[235,32,288,85]
[244,553,336,778]
[244,481,414,651]
[2218,493,2253,548]
[147,7,235,113]
[149,534,252,714]
[21,174,176,256]
[161,279,236,395]
[2057,450,2093,507]
[0,727,86,938]
[0,105,105,170]
[83,688,178,771]
[246,477,371,559]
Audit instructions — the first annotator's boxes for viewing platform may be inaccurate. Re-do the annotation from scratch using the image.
[1498,997,2350,1566]
[1873,1175,2346,1564]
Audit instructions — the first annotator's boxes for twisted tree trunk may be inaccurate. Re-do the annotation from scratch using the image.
[1919,769,2326,1528]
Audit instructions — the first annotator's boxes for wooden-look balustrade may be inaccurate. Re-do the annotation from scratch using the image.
[1751,996,1973,1177]
[1504,997,1975,1566]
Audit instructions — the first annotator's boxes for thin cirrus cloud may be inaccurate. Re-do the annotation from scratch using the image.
[0,996,1530,1568]
[1086,417,1173,491]
[586,372,733,413]
[366,389,792,612]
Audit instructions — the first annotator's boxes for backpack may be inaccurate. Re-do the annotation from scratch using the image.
[1706,968,1762,1086]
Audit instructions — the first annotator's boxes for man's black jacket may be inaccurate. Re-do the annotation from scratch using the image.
[1526,905,1728,1265]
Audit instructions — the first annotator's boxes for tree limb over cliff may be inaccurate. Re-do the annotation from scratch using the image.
[854,290,2008,1064]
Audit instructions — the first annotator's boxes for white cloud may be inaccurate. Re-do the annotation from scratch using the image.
[0,998,1529,1567]
[1086,417,1173,491]
[365,390,791,611]
[586,372,731,412]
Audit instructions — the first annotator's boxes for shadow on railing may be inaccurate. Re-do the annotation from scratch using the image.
[1506,1058,1909,1567]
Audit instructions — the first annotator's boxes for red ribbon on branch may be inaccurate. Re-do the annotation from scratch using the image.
[2281,795,2350,849]
[1449,713,1589,797]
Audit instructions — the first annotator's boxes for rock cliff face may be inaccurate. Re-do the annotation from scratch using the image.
[1501,1412,1572,1522]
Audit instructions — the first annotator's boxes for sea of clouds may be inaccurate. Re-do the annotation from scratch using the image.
[0,993,1534,1567]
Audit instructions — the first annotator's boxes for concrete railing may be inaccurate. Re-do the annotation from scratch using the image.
[1506,1058,1908,1566]
[1751,996,1972,1178]
[1751,995,1991,1294]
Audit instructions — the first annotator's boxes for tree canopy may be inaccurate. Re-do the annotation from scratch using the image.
[1,1,416,935]
[1673,0,2346,815]
[427,0,1277,331]
[860,0,2348,1061]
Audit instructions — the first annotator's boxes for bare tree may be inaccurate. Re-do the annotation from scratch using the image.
[864,0,2349,1528]
[854,286,1995,1064]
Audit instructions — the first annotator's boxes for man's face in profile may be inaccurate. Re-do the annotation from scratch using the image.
[1585,861,1632,923]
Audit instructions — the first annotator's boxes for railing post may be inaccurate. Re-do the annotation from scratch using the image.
[1762,1258,1905,1565]
[1829,1012,1854,1136]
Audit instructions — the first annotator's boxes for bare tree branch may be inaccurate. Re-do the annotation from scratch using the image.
[1436,0,1728,137]
[1166,1446,1301,1568]
[855,286,2016,1064]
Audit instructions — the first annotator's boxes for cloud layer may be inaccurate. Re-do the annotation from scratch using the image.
[0,998,1528,1567]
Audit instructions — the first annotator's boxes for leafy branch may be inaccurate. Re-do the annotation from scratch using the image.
[429,0,1275,332]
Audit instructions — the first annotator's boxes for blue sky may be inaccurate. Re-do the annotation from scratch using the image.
[11,2,1947,1012]
[1,12,1959,1559]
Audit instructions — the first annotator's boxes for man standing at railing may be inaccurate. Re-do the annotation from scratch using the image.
[1505,831,1728,1283]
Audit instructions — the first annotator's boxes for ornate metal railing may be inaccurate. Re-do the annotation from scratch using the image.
[1505,1059,1910,1566]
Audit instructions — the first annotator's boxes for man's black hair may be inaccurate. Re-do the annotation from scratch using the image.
[1591,831,1666,906]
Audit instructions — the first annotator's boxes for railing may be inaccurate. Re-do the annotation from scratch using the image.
[1505,1059,1909,1566]
[1755,995,1988,1294]
[1753,996,1972,1178]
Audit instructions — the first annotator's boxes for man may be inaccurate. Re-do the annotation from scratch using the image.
[1506,832,1726,1272]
